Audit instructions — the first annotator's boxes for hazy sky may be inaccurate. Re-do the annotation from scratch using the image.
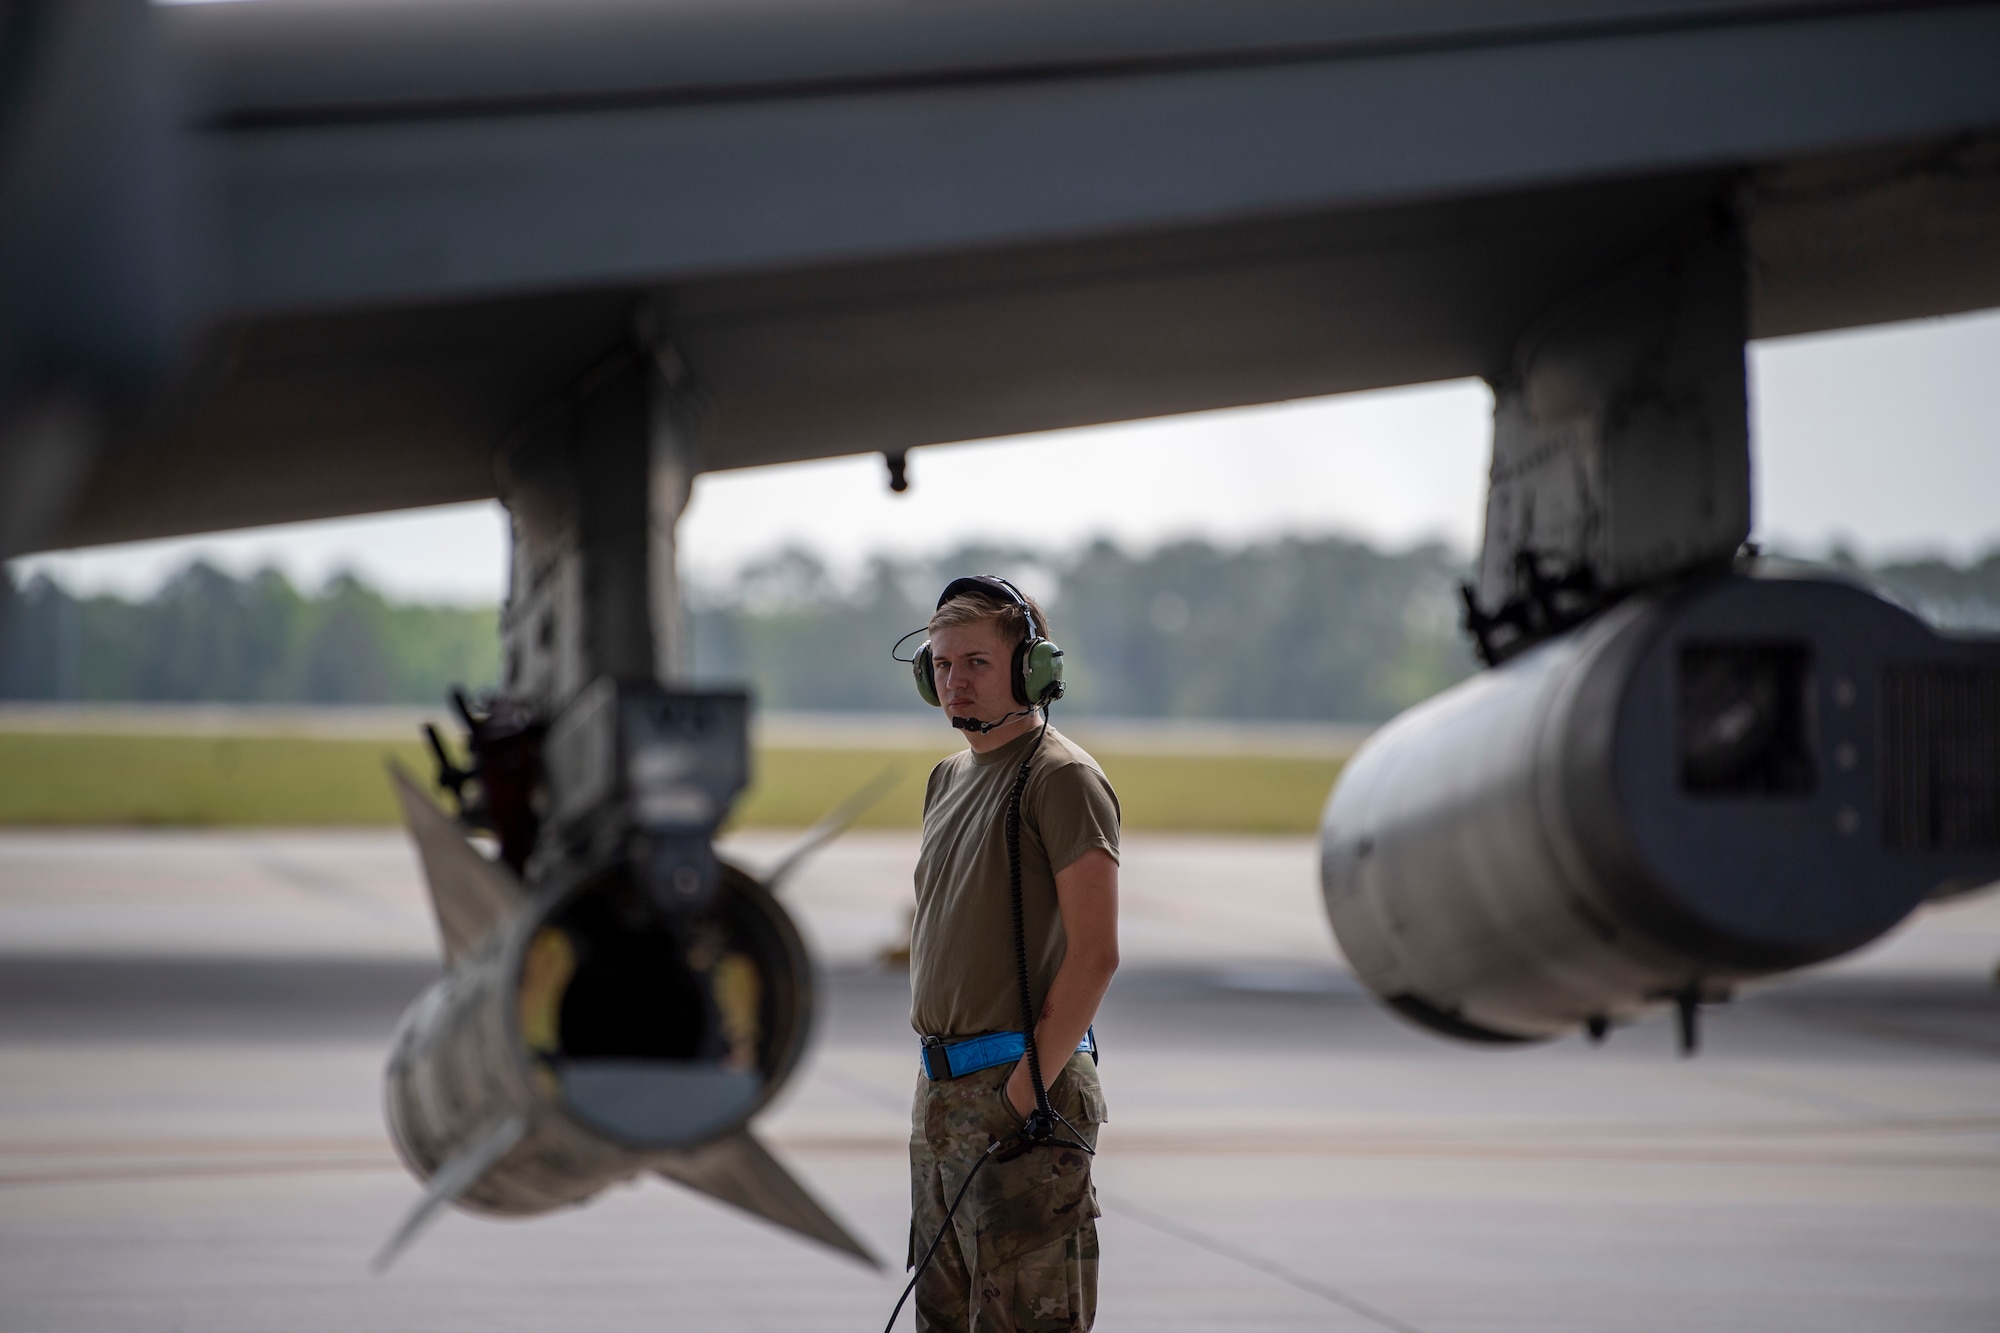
[13,308,1998,604]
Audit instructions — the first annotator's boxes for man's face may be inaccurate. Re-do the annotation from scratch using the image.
[929,619,1017,724]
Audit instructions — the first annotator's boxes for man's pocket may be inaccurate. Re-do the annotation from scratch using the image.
[970,1056,1104,1268]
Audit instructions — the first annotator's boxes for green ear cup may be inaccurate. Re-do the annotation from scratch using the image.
[1023,640,1065,705]
[914,645,941,706]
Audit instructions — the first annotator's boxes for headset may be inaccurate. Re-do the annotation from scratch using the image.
[906,575,1066,715]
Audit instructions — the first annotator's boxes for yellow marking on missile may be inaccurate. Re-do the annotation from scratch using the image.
[711,951,762,1072]
[517,926,576,1063]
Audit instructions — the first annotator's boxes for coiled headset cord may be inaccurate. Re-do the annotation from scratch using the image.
[884,708,1094,1333]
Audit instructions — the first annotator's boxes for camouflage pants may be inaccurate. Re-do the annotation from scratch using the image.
[908,1050,1106,1333]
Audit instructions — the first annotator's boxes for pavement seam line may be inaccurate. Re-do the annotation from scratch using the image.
[1100,1191,1430,1333]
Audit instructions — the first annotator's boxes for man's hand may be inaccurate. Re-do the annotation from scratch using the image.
[1004,1060,1038,1119]
[1003,847,1119,1121]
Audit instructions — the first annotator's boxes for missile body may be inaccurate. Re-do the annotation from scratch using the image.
[375,684,875,1268]
[1322,575,2000,1043]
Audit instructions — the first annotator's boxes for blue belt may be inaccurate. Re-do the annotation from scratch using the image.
[920,1027,1097,1081]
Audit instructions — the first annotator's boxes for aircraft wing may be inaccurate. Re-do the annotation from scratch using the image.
[5,0,1999,554]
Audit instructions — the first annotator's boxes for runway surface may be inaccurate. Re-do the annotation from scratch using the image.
[2,829,1997,1332]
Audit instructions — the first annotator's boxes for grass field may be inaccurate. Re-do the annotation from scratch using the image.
[0,733,1343,835]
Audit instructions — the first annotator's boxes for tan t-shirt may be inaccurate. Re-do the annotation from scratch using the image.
[909,724,1121,1039]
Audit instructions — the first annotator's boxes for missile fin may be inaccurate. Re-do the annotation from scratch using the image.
[657,1129,881,1268]
[389,762,526,965]
[761,762,903,891]
[371,1113,526,1274]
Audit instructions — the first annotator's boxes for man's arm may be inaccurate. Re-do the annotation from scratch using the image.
[1005,847,1119,1117]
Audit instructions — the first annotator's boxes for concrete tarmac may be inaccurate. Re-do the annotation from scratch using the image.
[2,830,1997,1332]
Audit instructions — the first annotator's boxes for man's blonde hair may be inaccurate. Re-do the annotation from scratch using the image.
[928,589,1049,649]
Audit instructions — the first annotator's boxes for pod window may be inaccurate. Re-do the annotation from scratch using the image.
[1679,643,1816,796]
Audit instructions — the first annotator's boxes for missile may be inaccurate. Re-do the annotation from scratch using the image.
[1321,574,2000,1048]
[372,691,878,1271]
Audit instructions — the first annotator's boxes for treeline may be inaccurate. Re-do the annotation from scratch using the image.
[7,538,1999,720]
[0,563,498,704]
[0,537,1472,719]
[688,537,1477,721]
[1825,547,2000,633]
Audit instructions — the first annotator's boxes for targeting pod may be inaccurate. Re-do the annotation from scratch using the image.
[1321,574,2000,1045]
